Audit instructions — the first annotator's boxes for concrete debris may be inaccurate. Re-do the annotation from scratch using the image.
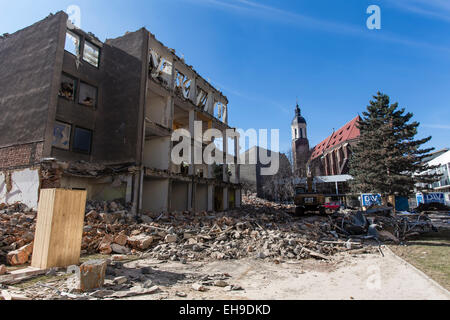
[111,244,131,255]
[2,195,439,268]
[176,291,187,297]
[1,289,30,300]
[213,280,229,287]
[0,194,443,300]
[78,259,108,292]
[192,283,207,292]
[113,276,128,285]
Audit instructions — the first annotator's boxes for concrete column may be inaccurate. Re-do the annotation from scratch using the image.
[188,77,197,102]
[234,133,240,184]
[167,180,173,211]
[125,175,133,204]
[223,104,228,124]
[165,96,173,128]
[207,185,214,212]
[188,182,193,212]
[223,132,228,182]
[235,189,241,208]
[223,187,228,211]
[188,110,196,175]
[206,92,214,114]
[132,171,143,215]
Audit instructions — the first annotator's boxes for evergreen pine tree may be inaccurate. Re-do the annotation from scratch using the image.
[349,92,439,196]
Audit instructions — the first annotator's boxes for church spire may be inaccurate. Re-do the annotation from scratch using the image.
[295,102,301,117]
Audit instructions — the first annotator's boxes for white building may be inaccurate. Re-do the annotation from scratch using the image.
[418,149,450,205]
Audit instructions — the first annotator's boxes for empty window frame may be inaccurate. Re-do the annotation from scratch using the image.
[52,121,71,150]
[65,31,80,56]
[78,82,97,107]
[59,74,77,101]
[73,127,93,154]
[83,41,100,67]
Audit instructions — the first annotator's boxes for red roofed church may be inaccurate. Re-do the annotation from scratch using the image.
[291,103,361,177]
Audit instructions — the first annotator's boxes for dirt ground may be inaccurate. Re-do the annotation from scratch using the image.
[120,247,449,300]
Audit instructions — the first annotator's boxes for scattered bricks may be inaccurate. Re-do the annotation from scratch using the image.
[127,234,153,250]
[7,242,33,266]
[78,259,107,292]
[0,264,6,275]
[164,234,177,243]
[98,234,113,255]
[113,233,128,246]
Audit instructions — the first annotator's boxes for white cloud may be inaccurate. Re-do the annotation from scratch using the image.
[390,0,450,23]
[186,0,450,53]
[422,124,450,130]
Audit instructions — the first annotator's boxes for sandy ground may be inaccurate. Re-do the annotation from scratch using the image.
[122,247,449,300]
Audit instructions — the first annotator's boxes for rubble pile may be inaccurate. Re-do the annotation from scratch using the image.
[80,195,374,262]
[1,259,242,300]
[0,194,440,268]
[332,209,436,242]
[0,203,36,265]
[416,202,450,213]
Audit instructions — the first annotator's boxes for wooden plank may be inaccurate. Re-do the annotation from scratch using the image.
[31,189,55,269]
[31,189,86,269]
[1,290,30,300]
[0,267,46,285]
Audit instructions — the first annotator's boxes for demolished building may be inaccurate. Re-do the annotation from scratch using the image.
[0,11,241,214]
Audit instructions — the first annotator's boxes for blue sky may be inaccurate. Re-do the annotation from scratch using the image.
[1,0,449,155]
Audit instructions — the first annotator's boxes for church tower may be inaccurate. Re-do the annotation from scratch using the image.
[291,103,310,177]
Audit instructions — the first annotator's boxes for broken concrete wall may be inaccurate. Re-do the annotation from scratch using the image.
[92,42,144,164]
[59,175,130,202]
[143,137,170,170]
[0,12,66,160]
[49,22,145,165]
[0,168,40,209]
[147,90,171,128]
[104,29,149,165]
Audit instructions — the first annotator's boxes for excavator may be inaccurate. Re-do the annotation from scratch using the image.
[293,163,326,215]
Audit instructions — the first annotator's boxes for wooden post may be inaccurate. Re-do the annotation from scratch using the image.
[31,189,87,269]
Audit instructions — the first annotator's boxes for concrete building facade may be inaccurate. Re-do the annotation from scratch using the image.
[237,147,291,200]
[0,12,241,213]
